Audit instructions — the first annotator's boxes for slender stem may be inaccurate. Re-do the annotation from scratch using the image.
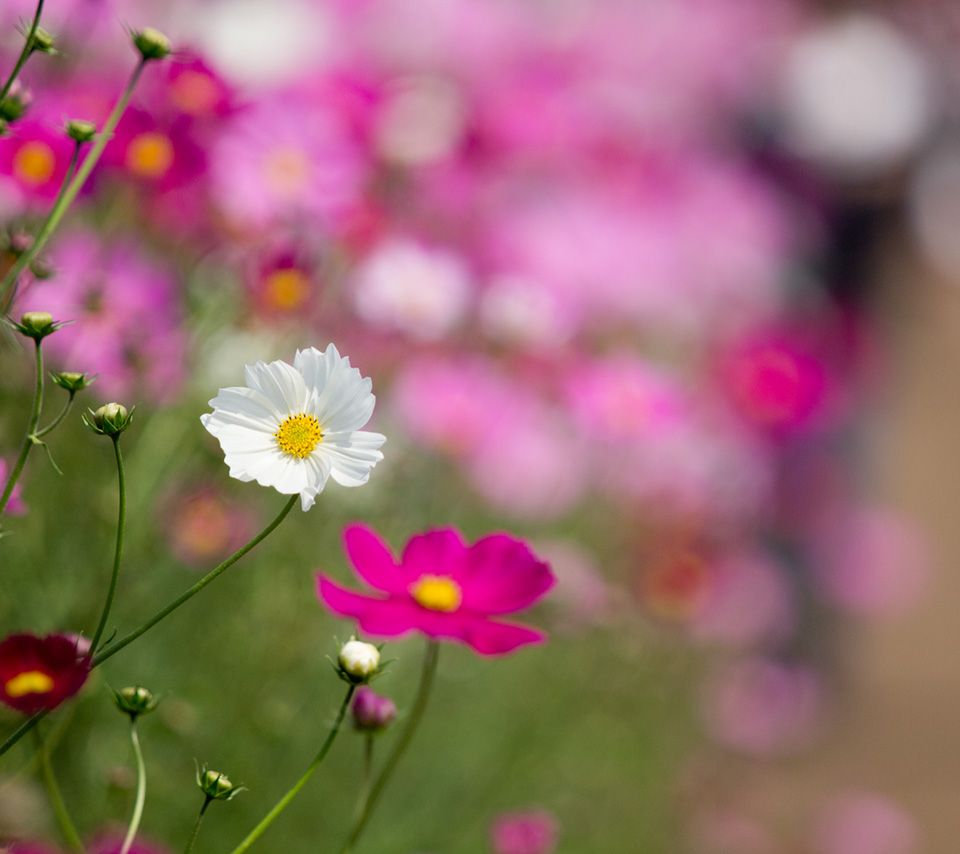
[0,60,146,300]
[182,798,212,854]
[119,719,146,854]
[92,493,299,667]
[0,494,300,761]
[0,339,44,522]
[228,684,356,854]
[33,726,85,853]
[35,390,77,439]
[0,0,45,105]
[339,642,439,854]
[90,436,126,654]
[351,735,374,825]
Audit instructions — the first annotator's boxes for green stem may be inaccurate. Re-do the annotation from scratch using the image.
[0,494,299,761]
[228,684,356,854]
[90,436,126,654]
[0,0,45,105]
[0,339,44,522]
[92,493,299,667]
[0,59,146,301]
[351,735,374,825]
[119,719,146,854]
[339,642,439,854]
[182,798,212,854]
[34,726,85,853]
[35,390,77,439]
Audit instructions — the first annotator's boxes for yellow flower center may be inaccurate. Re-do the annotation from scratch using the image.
[6,670,54,698]
[411,575,462,612]
[126,132,175,179]
[275,413,323,458]
[263,268,310,312]
[13,141,56,186]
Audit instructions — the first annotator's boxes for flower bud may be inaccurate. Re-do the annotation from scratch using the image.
[351,686,396,732]
[83,402,134,436]
[114,685,158,718]
[196,764,244,801]
[51,371,94,393]
[0,82,32,123]
[131,27,171,61]
[337,639,380,683]
[17,311,56,340]
[66,119,97,144]
[30,27,55,54]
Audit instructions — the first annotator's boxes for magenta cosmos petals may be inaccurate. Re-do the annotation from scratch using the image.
[317,525,555,655]
[0,633,90,714]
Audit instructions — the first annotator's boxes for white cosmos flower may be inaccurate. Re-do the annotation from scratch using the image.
[200,344,386,511]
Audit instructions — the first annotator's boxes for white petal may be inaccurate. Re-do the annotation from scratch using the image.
[244,359,308,415]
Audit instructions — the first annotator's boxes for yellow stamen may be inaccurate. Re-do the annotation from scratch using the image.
[13,141,56,186]
[125,132,174,179]
[6,670,54,698]
[263,268,310,312]
[275,413,322,458]
[411,575,462,612]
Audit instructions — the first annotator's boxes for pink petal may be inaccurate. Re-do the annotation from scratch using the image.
[317,575,419,637]
[460,534,556,615]
[401,528,469,583]
[457,615,548,655]
[343,524,407,594]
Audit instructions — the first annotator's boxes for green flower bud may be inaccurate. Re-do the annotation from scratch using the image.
[29,27,56,53]
[83,402,135,436]
[131,27,172,61]
[114,685,158,718]
[16,311,58,340]
[65,119,97,144]
[0,83,32,123]
[51,371,95,393]
[196,764,245,802]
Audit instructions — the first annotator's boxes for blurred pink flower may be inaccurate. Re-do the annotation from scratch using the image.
[317,524,555,655]
[18,231,187,402]
[700,656,822,755]
[812,507,929,618]
[691,550,796,647]
[350,238,472,340]
[489,809,559,854]
[0,120,76,205]
[209,87,367,233]
[813,792,920,854]
[162,486,258,568]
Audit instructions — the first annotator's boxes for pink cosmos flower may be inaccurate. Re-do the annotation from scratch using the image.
[490,809,559,854]
[317,524,555,655]
[0,633,90,715]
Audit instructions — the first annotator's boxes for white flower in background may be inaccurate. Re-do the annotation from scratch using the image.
[351,239,472,340]
[201,345,386,511]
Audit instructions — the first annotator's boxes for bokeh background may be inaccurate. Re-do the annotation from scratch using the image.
[2,0,959,851]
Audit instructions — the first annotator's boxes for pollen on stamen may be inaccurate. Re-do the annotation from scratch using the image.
[275,412,323,458]
[411,575,462,612]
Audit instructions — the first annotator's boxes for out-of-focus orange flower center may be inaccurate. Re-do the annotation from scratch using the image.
[126,132,174,179]
[264,147,309,196]
[262,268,311,312]
[6,669,54,697]
[640,551,710,621]
[411,575,462,612]
[171,71,219,115]
[13,141,56,186]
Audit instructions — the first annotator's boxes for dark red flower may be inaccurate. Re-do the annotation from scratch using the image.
[0,633,90,714]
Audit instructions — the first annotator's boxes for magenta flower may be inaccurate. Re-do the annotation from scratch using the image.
[317,525,555,655]
[0,633,90,715]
